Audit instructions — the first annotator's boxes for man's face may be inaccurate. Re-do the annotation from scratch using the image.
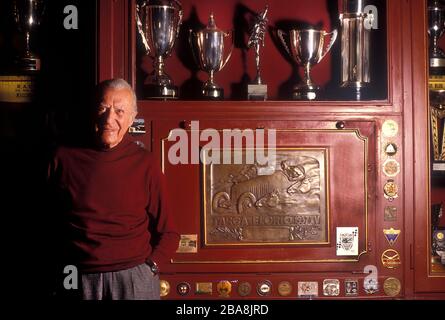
[95,87,136,149]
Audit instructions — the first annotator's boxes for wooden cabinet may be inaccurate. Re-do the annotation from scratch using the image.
[99,0,445,298]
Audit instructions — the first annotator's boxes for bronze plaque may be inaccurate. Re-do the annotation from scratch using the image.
[203,149,329,246]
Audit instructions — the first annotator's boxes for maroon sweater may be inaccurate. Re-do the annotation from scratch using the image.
[49,136,179,273]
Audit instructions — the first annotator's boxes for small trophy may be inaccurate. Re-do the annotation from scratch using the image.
[13,0,45,71]
[136,0,183,99]
[428,0,445,73]
[278,28,337,100]
[247,5,269,101]
[339,0,373,100]
[189,13,233,100]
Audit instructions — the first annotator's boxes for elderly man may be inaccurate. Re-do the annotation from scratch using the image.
[48,78,179,300]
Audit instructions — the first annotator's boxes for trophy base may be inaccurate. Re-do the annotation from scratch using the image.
[15,56,41,72]
[292,85,319,101]
[202,87,224,100]
[143,84,178,100]
[247,84,267,101]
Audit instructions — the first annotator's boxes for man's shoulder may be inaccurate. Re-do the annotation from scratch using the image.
[128,140,158,163]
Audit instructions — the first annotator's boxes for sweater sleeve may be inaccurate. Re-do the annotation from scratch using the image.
[146,156,180,268]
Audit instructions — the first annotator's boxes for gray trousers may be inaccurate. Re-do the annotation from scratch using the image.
[80,263,160,300]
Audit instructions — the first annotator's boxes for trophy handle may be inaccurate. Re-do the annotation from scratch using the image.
[320,29,338,62]
[277,29,291,57]
[221,30,234,70]
[176,9,184,39]
[188,30,200,68]
[136,4,150,54]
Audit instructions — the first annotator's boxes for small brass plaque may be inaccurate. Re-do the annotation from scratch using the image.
[196,282,213,295]
[177,234,198,253]
[204,149,328,246]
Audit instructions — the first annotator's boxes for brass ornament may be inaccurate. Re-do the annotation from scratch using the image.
[237,281,252,297]
[159,280,170,297]
[382,120,399,138]
[383,277,401,297]
[216,280,232,298]
[381,249,401,269]
[277,281,293,297]
[382,159,401,177]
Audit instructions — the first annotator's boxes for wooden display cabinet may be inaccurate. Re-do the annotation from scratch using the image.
[98,0,445,298]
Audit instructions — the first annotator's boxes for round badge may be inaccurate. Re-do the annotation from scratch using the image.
[256,280,272,296]
[216,280,232,298]
[436,231,444,241]
[237,282,252,297]
[383,180,398,200]
[177,282,191,296]
[381,249,401,269]
[159,280,170,297]
[384,142,398,156]
[382,120,399,137]
[383,277,401,297]
[382,159,401,177]
[277,281,293,297]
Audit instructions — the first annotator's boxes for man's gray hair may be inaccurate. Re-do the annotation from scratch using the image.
[97,78,138,113]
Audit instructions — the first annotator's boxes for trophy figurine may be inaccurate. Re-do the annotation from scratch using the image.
[428,0,445,73]
[339,0,374,100]
[136,0,183,99]
[247,5,269,101]
[13,0,46,71]
[189,13,233,100]
[432,203,445,265]
[278,28,337,100]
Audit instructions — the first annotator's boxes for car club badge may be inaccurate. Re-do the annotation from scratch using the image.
[382,120,399,138]
[345,279,359,296]
[217,280,232,298]
[298,281,318,298]
[364,277,379,294]
[237,282,252,297]
[323,279,340,296]
[336,227,359,256]
[382,159,401,177]
[381,249,402,269]
[383,228,401,246]
[384,206,398,221]
[195,282,213,295]
[277,281,293,297]
[256,280,272,296]
[383,179,398,200]
[177,282,191,296]
[159,280,170,297]
[384,142,398,156]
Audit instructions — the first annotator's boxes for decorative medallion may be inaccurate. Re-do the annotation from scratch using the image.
[384,206,398,221]
[323,279,340,296]
[177,282,191,296]
[216,280,232,298]
[345,279,359,296]
[195,282,213,295]
[384,142,398,157]
[297,281,318,298]
[383,277,401,297]
[237,282,252,297]
[159,280,170,297]
[382,159,401,177]
[383,228,401,246]
[383,180,398,200]
[277,281,293,297]
[256,280,272,296]
[381,249,402,269]
[382,120,399,138]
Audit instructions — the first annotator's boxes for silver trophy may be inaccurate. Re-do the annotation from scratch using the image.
[278,28,337,100]
[13,0,45,71]
[339,0,373,100]
[428,0,445,72]
[247,5,269,101]
[136,0,183,99]
[189,13,233,100]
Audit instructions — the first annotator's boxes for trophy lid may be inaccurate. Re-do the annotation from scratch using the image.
[340,0,366,14]
[202,13,223,34]
[428,0,445,10]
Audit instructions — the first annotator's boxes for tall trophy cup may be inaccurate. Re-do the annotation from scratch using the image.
[136,0,183,99]
[189,13,233,100]
[428,0,445,74]
[339,0,373,100]
[13,0,45,71]
[247,5,269,101]
[432,203,445,266]
[278,28,337,100]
